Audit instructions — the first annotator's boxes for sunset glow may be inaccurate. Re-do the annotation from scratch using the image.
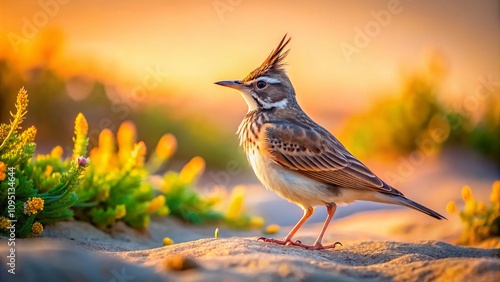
[1,1,498,129]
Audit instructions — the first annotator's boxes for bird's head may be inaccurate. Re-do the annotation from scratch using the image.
[215,34,297,112]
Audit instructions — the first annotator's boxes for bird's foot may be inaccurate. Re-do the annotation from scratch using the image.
[257,237,297,246]
[306,241,343,250]
[258,237,342,250]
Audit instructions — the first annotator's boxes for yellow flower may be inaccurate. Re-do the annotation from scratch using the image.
[250,216,265,229]
[45,165,53,176]
[31,222,43,235]
[490,180,500,204]
[163,237,174,246]
[72,113,89,160]
[179,156,205,183]
[461,185,474,202]
[476,202,486,214]
[205,186,227,206]
[155,134,177,160]
[98,129,115,154]
[117,121,137,163]
[464,200,475,215]
[117,121,137,148]
[0,216,10,229]
[0,87,28,152]
[0,125,7,140]
[115,205,126,219]
[225,185,245,219]
[51,172,61,183]
[161,172,177,193]
[94,129,115,170]
[446,201,457,214]
[0,161,6,172]
[16,87,28,114]
[130,141,147,168]
[0,172,5,182]
[147,195,166,213]
[74,113,88,137]
[50,146,63,158]
[264,224,280,235]
[156,205,170,217]
[21,126,37,144]
[23,197,44,215]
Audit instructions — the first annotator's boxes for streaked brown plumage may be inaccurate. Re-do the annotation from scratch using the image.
[216,34,445,250]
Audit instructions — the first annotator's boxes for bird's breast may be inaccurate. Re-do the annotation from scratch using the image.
[246,144,337,209]
[238,114,352,208]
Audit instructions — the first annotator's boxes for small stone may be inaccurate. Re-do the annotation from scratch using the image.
[263,224,280,235]
[164,255,200,271]
[278,263,292,277]
[162,237,174,246]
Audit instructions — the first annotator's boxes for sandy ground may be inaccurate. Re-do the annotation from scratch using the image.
[1,216,499,282]
[0,149,499,281]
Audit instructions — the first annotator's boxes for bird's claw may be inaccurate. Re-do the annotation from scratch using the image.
[257,237,277,243]
[257,237,342,250]
[306,241,342,250]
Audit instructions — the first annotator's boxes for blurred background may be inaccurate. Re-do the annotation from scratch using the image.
[0,1,498,213]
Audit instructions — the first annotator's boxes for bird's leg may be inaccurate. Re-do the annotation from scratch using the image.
[307,204,342,250]
[258,207,313,247]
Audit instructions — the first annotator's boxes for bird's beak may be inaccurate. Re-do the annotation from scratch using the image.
[214,80,243,90]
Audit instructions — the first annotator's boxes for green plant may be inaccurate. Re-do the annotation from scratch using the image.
[0,87,262,237]
[72,119,170,229]
[339,56,499,164]
[71,118,262,230]
[160,156,223,224]
[466,92,500,162]
[340,56,454,160]
[0,88,88,238]
[160,163,264,229]
[222,185,264,229]
[446,181,500,245]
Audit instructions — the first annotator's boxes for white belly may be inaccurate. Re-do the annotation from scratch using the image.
[247,149,346,209]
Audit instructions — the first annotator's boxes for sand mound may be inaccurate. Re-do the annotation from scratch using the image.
[2,235,498,282]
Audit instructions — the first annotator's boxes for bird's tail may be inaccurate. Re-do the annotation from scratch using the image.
[386,194,447,220]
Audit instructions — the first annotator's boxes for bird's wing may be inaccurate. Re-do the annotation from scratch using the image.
[261,122,401,195]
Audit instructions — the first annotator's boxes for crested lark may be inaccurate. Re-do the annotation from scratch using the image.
[215,35,445,250]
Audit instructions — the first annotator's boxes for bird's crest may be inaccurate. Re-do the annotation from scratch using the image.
[243,34,291,83]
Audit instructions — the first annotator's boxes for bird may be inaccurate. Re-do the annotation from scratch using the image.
[215,34,446,250]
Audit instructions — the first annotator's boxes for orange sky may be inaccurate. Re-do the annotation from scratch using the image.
[0,0,498,129]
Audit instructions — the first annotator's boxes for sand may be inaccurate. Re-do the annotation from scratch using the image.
[1,214,499,282]
[1,149,499,281]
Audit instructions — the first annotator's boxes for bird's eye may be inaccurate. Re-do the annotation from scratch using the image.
[256,80,267,89]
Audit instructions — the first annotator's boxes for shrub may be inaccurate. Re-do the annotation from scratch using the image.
[0,88,88,238]
[0,87,262,237]
[71,118,172,229]
[446,181,500,245]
